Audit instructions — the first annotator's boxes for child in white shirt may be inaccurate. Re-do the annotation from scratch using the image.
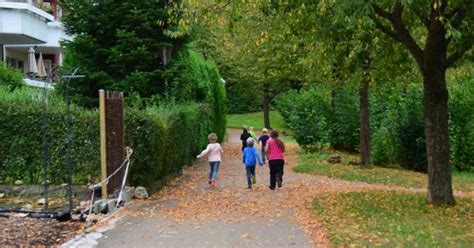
[197,133,223,187]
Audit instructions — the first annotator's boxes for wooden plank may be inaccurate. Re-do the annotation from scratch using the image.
[99,89,107,199]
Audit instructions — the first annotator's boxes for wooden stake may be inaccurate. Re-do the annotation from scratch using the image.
[99,89,107,199]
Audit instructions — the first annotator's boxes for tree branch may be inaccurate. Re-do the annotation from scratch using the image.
[372,3,394,21]
[446,44,472,68]
[415,7,430,29]
[450,7,466,29]
[440,0,448,14]
[445,6,462,19]
[370,2,424,67]
[372,17,401,42]
[392,0,403,19]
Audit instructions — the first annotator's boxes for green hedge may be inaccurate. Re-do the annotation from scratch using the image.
[125,103,212,190]
[277,80,474,172]
[0,87,100,184]
[0,87,222,189]
[165,49,227,141]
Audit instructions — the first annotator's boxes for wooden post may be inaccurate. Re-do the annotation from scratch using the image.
[104,91,125,194]
[99,89,107,199]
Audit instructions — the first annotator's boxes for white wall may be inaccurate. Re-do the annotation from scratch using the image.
[0,8,48,43]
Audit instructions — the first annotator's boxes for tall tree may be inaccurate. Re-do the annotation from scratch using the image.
[298,1,379,165]
[188,1,307,128]
[365,0,473,205]
[61,0,188,103]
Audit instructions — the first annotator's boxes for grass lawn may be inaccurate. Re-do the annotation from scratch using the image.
[227,111,288,131]
[294,151,474,192]
[227,111,296,144]
[313,191,473,247]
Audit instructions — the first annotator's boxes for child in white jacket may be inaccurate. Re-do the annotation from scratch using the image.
[197,133,223,187]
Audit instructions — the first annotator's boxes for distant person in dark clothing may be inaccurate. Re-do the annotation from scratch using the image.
[258,128,270,164]
[240,126,251,152]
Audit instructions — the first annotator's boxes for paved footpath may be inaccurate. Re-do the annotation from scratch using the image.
[89,128,474,248]
[95,129,318,248]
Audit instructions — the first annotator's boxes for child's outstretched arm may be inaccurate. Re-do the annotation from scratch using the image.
[255,150,263,166]
[197,144,210,158]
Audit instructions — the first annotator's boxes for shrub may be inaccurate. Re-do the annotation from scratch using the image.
[227,90,261,114]
[0,87,222,190]
[395,85,426,171]
[449,78,474,172]
[278,80,474,173]
[159,48,227,141]
[0,86,99,184]
[276,87,331,148]
[0,62,24,90]
[329,88,359,151]
[277,85,360,151]
[125,103,212,190]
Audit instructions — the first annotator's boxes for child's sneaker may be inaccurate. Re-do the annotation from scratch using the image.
[211,180,216,187]
[252,175,256,184]
[208,180,212,185]
[248,184,252,189]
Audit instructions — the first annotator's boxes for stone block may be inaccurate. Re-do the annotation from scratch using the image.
[120,186,135,203]
[107,199,117,213]
[328,154,342,164]
[134,186,148,199]
[37,198,46,206]
[92,199,108,214]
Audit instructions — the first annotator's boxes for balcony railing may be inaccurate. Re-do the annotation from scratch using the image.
[0,0,60,19]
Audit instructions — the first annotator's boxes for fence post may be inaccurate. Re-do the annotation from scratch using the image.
[105,91,125,195]
[99,90,107,199]
[99,90,125,199]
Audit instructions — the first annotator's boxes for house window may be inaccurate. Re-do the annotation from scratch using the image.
[6,57,25,72]
[6,57,17,68]
[18,60,24,71]
[44,59,52,76]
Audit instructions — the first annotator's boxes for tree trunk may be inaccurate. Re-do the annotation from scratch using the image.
[422,69,454,206]
[263,85,271,129]
[359,67,371,167]
[370,1,461,206]
[422,23,455,206]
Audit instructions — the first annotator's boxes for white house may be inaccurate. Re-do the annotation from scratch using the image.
[0,0,70,87]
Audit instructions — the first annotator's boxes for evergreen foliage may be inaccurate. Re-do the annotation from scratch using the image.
[60,0,188,103]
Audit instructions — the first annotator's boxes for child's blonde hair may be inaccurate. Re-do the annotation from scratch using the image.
[262,128,268,134]
[208,133,218,143]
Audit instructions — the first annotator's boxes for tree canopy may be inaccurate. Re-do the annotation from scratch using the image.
[61,0,189,104]
[190,0,473,206]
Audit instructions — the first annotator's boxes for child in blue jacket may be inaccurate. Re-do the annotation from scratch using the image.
[243,137,263,189]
